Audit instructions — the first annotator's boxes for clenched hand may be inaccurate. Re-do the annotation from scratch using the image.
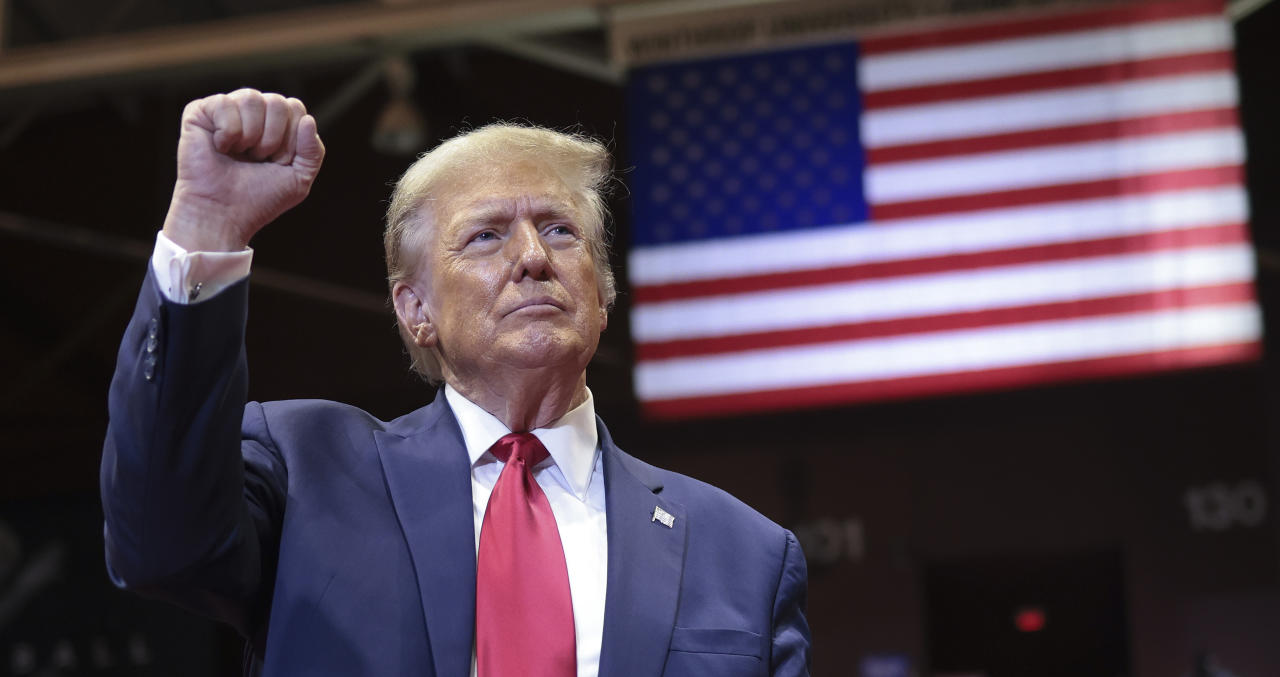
[162,88,325,252]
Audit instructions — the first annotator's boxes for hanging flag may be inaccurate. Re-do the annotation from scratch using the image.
[625,0,1261,419]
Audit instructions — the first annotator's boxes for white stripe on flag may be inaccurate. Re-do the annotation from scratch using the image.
[635,303,1261,400]
[864,128,1244,204]
[627,187,1248,286]
[631,244,1255,342]
[860,72,1239,148]
[859,15,1231,91]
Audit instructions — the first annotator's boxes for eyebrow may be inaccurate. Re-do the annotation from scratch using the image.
[455,197,577,226]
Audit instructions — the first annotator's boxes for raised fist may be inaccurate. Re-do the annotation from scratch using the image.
[162,88,325,252]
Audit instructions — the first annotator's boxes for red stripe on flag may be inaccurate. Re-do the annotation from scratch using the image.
[867,108,1240,164]
[635,282,1256,361]
[641,341,1260,419]
[632,222,1247,304]
[860,0,1224,56]
[863,51,1233,110]
[871,165,1242,221]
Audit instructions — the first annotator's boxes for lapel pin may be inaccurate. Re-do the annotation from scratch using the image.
[652,506,675,528]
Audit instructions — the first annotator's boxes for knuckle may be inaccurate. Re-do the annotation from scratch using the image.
[235,90,265,111]
[198,93,223,110]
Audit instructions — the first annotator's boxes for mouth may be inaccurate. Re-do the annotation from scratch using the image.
[506,296,565,316]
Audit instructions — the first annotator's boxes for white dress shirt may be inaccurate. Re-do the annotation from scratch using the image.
[446,386,608,677]
[150,231,609,677]
[150,231,254,304]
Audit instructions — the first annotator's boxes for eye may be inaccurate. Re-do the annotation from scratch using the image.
[546,224,576,237]
[469,230,498,243]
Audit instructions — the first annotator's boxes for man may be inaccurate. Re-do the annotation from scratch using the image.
[101,88,810,676]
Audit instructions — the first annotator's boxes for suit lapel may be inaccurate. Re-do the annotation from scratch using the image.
[375,396,475,677]
[597,421,686,677]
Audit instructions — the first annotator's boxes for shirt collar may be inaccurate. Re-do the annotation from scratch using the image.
[444,384,599,500]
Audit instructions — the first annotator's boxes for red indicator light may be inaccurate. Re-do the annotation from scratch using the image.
[1014,606,1046,633]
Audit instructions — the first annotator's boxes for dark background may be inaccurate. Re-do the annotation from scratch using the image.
[1,1,1278,675]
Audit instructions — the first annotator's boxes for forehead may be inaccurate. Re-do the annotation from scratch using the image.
[435,159,581,225]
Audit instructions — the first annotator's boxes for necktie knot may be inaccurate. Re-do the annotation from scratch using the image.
[489,432,550,468]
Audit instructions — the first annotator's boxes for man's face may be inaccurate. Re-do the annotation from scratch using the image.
[410,159,608,383]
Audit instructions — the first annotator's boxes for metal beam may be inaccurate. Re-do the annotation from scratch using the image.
[312,57,391,128]
[477,35,622,84]
[0,210,388,313]
[0,0,606,92]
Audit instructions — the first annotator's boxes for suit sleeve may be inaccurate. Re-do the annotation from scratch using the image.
[100,268,286,640]
[770,530,812,677]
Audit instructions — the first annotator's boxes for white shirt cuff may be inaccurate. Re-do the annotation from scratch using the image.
[151,231,254,304]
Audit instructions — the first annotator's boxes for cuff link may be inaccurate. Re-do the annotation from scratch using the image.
[188,282,204,301]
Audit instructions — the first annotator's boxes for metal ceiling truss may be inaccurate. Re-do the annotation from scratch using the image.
[0,0,1271,98]
[0,0,622,97]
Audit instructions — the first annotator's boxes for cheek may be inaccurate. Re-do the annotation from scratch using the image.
[567,250,602,292]
[441,261,504,301]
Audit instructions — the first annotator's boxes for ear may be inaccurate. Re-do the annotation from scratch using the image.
[598,299,609,333]
[392,280,437,348]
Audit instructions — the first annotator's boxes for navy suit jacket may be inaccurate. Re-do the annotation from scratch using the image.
[101,270,810,676]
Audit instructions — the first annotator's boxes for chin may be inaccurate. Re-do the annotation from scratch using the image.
[498,331,594,370]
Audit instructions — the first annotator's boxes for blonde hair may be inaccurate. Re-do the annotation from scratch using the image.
[384,123,617,384]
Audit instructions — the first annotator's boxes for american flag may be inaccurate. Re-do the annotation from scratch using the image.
[625,0,1261,419]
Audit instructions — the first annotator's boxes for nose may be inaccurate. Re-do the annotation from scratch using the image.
[507,219,552,282]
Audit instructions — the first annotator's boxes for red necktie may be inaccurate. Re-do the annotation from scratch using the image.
[476,433,577,677]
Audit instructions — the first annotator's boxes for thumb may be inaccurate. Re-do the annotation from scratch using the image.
[294,115,325,177]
